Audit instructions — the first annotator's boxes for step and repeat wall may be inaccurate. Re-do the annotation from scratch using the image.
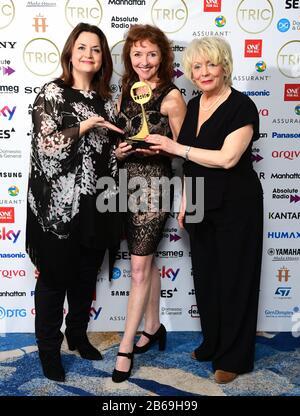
[0,0,299,333]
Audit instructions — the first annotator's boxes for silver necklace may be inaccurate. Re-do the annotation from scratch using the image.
[200,87,229,112]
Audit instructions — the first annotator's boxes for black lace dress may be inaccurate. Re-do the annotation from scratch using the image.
[117,83,177,255]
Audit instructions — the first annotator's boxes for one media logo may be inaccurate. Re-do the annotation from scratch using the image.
[284,84,300,101]
[277,18,290,32]
[244,39,262,57]
[0,207,14,223]
[204,0,221,12]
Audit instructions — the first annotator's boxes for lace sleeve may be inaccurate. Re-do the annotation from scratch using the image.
[31,82,80,180]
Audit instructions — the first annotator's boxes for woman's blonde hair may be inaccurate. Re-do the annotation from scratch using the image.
[183,37,233,87]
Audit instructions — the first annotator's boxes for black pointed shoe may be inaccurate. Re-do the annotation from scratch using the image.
[65,330,102,360]
[133,323,166,354]
[38,350,65,382]
[112,352,134,383]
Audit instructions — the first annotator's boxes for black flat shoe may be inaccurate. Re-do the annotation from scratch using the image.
[65,330,102,360]
[39,350,65,382]
[133,323,166,354]
[112,352,134,383]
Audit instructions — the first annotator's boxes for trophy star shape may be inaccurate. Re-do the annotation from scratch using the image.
[126,80,152,149]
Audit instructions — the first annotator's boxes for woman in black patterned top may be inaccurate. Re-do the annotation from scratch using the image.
[112,24,186,383]
[26,23,123,382]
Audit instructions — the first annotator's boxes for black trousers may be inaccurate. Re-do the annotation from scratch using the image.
[188,196,263,374]
[34,246,105,351]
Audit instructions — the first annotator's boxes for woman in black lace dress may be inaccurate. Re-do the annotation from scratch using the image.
[26,23,123,382]
[112,24,186,383]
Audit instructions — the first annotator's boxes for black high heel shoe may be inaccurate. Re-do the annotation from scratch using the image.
[65,330,102,360]
[133,323,166,354]
[38,350,65,382]
[112,352,134,383]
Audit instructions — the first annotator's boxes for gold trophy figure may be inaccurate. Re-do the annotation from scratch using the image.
[125,81,152,149]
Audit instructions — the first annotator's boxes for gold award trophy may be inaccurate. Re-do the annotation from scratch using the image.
[125,81,152,149]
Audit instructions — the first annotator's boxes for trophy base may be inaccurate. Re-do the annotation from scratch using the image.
[125,139,152,149]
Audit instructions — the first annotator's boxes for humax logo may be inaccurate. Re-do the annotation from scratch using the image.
[268,231,300,238]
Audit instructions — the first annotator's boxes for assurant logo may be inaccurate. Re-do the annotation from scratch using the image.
[65,0,102,27]
[236,0,273,34]
[151,0,188,34]
[0,0,15,29]
[215,15,226,27]
[256,61,266,72]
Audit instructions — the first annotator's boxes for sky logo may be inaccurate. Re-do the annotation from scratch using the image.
[277,18,290,32]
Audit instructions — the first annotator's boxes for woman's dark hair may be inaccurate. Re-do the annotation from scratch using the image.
[60,22,113,98]
[122,24,174,97]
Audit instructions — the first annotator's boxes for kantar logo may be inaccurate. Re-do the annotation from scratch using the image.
[236,0,273,34]
[65,0,102,28]
[151,0,188,34]
[0,0,15,29]
[277,41,300,79]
